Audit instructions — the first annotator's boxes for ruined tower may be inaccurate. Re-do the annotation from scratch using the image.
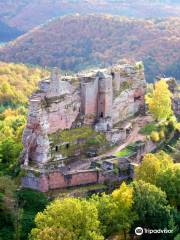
[93,72,113,132]
[80,75,99,124]
[47,68,61,98]
[97,72,113,119]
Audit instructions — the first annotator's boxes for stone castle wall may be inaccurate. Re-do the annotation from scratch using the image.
[111,63,146,124]
[22,169,107,192]
[21,139,157,192]
[46,92,80,133]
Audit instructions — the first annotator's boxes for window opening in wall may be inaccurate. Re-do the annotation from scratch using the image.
[66,143,70,149]
[111,72,115,79]
[100,112,104,118]
[134,96,141,102]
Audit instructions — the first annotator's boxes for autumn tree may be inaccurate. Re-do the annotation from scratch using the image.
[0,62,49,108]
[30,198,104,240]
[145,79,173,121]
[135,151,173,185]
[111,182,137,240]
[135,151,180,209]
[91,182,136,239]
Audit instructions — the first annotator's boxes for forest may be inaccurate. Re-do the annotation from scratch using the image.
[1,15,180,82]
[1,0,180,31]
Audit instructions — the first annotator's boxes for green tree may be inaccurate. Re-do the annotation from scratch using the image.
[30,198,104,240]
[0,176,17,240]
[145,79,173,121]
[0,137,22,175]
[174,233,180,240]
[16,189,48,240]
[90,193,115,238]
[157,164,180,208]
[131,180,176,239]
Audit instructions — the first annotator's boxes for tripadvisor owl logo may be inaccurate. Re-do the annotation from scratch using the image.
[135,227,143,236]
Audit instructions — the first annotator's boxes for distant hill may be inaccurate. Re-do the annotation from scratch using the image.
[0,20,23,42]
[1,15,180,82]
[1,0,180,31]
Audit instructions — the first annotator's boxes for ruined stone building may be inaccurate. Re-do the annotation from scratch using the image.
[21,61,146,191]
[22,61,146,166]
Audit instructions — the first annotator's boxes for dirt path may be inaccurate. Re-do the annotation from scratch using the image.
[93,115,152,159]
[70,115,152,171]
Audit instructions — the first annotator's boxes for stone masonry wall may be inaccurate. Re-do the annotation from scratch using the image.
[47,92,80,133]
[22,169,106,192]
[111,63,146,124]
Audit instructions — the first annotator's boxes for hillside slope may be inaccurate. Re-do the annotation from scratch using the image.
[0,62,49,110]
[1,0,180,31]
[1,15,180,82]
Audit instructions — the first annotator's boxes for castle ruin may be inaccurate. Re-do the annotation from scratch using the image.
[21,61,146,191]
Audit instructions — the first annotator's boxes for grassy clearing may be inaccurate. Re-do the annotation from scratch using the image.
[139,122,158,135]
[115,147,134,157]
[115,141,145,158]
[49,126,108,157]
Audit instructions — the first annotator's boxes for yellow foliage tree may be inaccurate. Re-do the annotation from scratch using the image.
[159,129,165,139]
[150,131,160,142]
[145,79,173,121]
[0,62,49,106]
[30,198,104,240]
[135,151,173,185]
[111,182,137,239]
